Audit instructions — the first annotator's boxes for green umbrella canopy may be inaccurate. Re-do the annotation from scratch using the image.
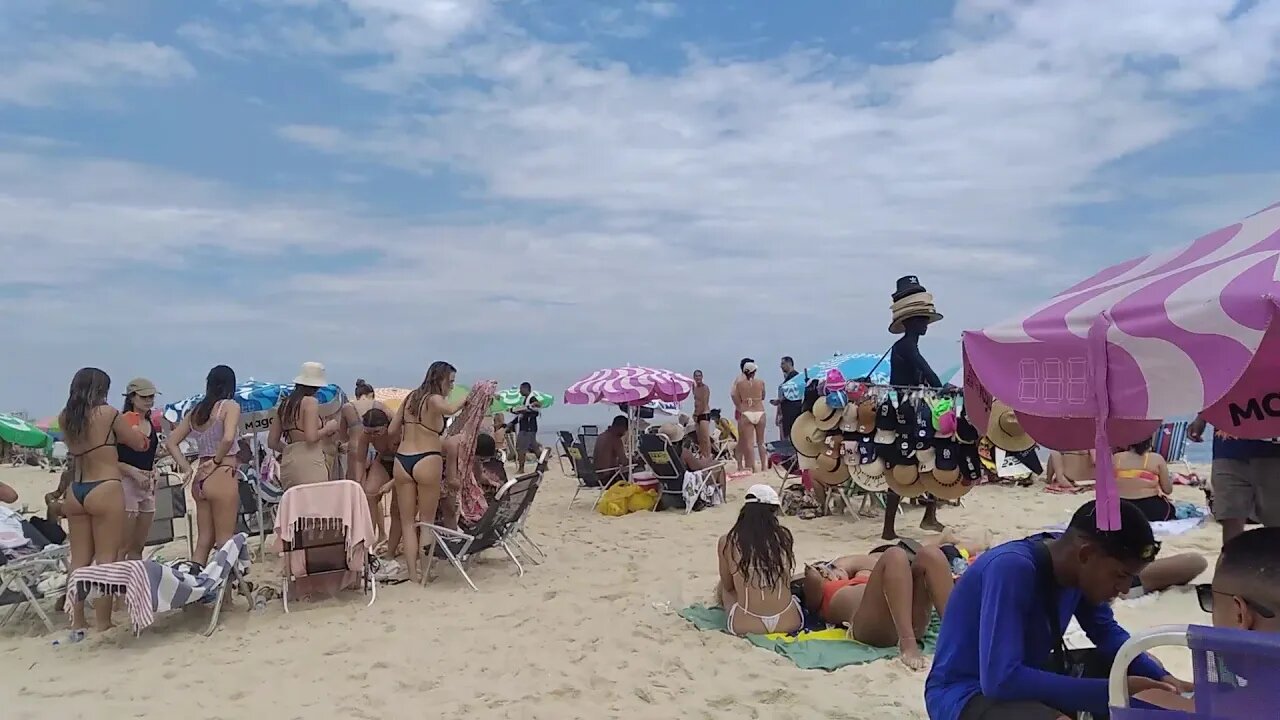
[0,414,52,449]
[491,388,555,413]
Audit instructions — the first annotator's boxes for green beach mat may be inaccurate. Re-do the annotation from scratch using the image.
[679,604,938,671]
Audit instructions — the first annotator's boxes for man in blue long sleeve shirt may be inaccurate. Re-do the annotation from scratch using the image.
[925,500,1187,719]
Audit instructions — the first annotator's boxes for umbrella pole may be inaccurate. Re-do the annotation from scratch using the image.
[628,404,636,483]
[253,433,265,561]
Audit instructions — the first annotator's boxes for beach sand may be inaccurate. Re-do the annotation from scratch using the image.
[0,462,1218,719]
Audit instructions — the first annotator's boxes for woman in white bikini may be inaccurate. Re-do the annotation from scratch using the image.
[60,368,152,631]
[164,365,242,565]
[731,360,768,473]
[716,484,803,636]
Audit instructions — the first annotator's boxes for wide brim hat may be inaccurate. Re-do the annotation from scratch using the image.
[986,400,1035,452]
[294,361,328,388]
[811,448,850,487]
[850,464,889,492]
[887,464,927,497]
[889,294,944,334]
[839,403,862,432]
[812,396,842,432]
[657,423,686,444]
[790,412,827,458]
[921,469,971,501]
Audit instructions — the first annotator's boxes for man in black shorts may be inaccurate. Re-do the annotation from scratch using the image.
[511,381,542,473]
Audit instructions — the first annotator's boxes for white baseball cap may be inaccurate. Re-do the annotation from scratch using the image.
[744,484,781,506]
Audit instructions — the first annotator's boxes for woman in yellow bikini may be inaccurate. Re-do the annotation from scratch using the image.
[1114,438,1175,522]
[731,360,768,473]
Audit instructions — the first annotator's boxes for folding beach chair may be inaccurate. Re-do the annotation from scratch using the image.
[578,425,600,458]
[234,470,272,553]
[557,430,577,474]
[1,544,70,634]
[275,480,376,613]
[66,533,252,637]
[638,433,725,513]
[1152,421,1192,474]
[145,478,194,559]
[567,441,626,509]
[417,468,544,591]
[1110,624,1280,719]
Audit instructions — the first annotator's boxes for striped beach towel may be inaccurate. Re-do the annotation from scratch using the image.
[66,533,250,634]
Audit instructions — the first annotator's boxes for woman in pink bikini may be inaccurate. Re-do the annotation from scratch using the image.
[164,365,242,565]
[731,360,768,473]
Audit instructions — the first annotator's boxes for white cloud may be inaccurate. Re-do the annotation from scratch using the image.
[637,2,678,20]
[0,38,195,107]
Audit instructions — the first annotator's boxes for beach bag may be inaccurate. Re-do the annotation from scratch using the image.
[627,488,658,512]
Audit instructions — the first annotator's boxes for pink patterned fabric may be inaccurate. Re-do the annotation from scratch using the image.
[962,201,1280,528]
[563,366,695,405]
[445,383,497,525]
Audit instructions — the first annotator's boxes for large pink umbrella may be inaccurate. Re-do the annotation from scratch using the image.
[563,366,695,405]
[963,200,1280,528]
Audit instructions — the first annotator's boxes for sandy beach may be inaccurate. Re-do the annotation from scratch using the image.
[1,463,1217,719]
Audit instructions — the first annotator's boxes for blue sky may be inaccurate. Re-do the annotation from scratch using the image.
[2,0,1279,425]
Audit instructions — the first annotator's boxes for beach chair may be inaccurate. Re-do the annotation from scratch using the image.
[1110,624,1280,719]
[578,425,600,458]
[638,433,725,513]
[1,544,71,634]
[567,442,626,509]
[275,480,376,613]
[145,477,194,559]
[557,430,577,474]
[66,533,252,637]
[417,468,544,591]
[1152,421,1192,473]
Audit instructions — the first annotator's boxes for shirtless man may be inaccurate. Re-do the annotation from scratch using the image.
[692,370,712,458]
[732,360,768,473]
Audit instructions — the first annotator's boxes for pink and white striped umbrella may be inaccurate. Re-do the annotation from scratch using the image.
[563,366,695,405]
[962,200,1280,527]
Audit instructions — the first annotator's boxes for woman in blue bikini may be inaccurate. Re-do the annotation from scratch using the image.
[60,368,152,631]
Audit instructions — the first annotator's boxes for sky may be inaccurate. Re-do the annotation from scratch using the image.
[3,0,1280,427]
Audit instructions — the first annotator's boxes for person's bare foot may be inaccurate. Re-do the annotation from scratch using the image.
[898,639,927,670]
[920,517,946,533]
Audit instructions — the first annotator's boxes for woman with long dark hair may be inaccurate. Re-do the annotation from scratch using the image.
[60,367,151,630]
[731,359,768,473]
[716,484,802,635]
[387,361,469,583]
[1115,438,1176,522]
[354,407,399,548]
[164,365,242,564]
[268,362,340,490]
[118,377,162,560]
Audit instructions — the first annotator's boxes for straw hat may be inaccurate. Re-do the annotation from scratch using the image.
[887,463,926,497]
[839,402,861,433]
[921,469,971,501]
[294,361,328,388]
[889,299,943,334]
[790,412,827,458]
[848,440,888,492]
[811,396,842,432]
[810,447,850,487]
[986,401,1035,452]
[657,423,686,444]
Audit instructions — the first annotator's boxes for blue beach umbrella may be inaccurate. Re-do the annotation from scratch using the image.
[781,352,892,401]
[164,379,347,433]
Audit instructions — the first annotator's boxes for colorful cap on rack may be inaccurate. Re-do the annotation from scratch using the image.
[936,409,958,438]
[855,398,878,434]
[824,368,847,394]
[896,432,917,462]
[929,397,954,428]
[933,439,960,472]
[959,445,983,483]
[956,411,980,444]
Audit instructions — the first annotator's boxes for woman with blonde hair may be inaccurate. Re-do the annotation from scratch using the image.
[60,368,151,630]
[164,365,242,564]
[269,362,341,490]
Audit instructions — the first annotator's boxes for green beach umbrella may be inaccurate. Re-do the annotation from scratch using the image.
[491,388,555,413]
[0,414,52,449]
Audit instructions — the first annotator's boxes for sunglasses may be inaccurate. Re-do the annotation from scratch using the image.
[1195,583,1277,619]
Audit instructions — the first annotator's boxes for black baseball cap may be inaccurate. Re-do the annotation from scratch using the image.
[1068,500,1160,564]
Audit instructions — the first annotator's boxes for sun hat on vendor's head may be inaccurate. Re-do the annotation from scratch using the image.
[889,275,943,334]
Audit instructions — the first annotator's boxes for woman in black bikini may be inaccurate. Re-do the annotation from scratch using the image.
[59,368,151,631]
[354,407,399,549]
[387,361,473,583]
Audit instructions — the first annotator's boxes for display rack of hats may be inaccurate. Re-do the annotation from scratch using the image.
[789,368,984,503]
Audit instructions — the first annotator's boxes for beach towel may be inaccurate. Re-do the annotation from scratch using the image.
[1045,513,1207,538]
[66,533,249,634]
[445,383,498,525]
[678,604,939,671]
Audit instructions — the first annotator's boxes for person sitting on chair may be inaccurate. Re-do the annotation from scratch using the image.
[593,415,630,481]
[1135,527,1280,711]
[657,423,727,500]
[473,433,508,506]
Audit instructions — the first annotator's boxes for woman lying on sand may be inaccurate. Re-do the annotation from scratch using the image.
[802,534,980,670]
[717,484,804,636]
[354,407,399,548]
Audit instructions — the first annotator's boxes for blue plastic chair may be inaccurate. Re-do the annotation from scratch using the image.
[1110,624,1280,719]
